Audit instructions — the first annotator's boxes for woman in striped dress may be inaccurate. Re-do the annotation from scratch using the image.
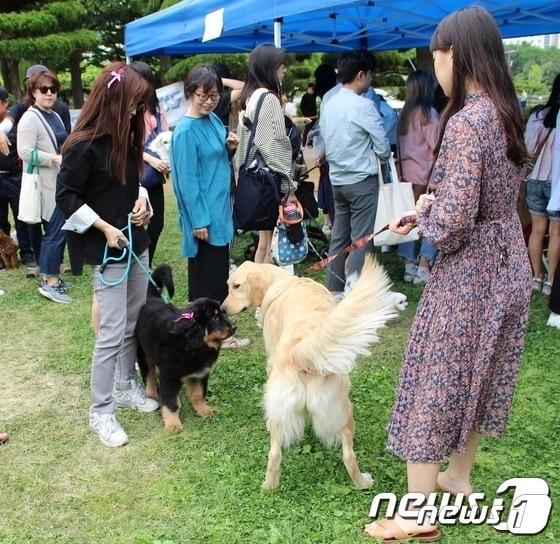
[235,44,297,263]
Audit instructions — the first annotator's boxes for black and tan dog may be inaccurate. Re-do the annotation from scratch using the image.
[136,265,235,432]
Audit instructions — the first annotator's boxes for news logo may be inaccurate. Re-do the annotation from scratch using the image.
[368,478,551,536]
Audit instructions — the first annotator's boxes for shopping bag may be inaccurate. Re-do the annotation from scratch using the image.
[18,148,42,224]
[373,155,419,246]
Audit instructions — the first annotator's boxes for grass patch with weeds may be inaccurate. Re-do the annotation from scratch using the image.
[0,186,558,543]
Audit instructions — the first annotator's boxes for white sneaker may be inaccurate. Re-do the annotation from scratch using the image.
[113,380,159,412]
[89,410,129,447]
[542,281,552,296]
[413,265,430,284]
[547,312,560,329]
[331,291,345,303]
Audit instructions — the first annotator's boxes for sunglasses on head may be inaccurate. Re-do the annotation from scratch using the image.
[38,85,58,95]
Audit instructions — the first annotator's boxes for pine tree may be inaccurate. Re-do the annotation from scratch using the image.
[0,1,98,101]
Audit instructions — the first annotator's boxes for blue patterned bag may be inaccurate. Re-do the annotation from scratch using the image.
[271,222,308,266]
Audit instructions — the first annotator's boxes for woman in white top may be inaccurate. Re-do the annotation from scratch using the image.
[524,73,560,296]
[235,44,297,263]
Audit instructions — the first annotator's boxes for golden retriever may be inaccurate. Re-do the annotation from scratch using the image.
[222,255,397,489]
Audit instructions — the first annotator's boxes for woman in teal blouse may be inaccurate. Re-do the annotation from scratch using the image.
[171,64,248,348]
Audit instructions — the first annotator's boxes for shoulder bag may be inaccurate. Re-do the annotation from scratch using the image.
[140,111,165,189]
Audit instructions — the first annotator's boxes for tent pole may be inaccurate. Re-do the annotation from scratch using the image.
[274,18,283,48]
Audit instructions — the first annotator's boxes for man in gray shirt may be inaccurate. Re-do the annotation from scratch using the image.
[320,51,390,295]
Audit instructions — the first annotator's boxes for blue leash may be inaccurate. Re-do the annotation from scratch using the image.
[98,213,170,305]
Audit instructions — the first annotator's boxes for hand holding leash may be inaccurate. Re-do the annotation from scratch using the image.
[103,224,129,249]
[389,212,417,235]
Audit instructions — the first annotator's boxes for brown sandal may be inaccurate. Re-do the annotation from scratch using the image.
[364,518,441,542]
[0,432,9,445]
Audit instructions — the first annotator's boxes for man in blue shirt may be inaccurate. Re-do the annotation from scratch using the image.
[320,51,390,296]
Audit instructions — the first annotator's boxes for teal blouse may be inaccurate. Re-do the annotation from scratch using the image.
[171,113,233,258]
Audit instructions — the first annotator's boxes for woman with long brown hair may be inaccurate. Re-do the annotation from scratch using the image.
[366,7,531,541]
[235,44,297,263]
[56,62,158,448]
[524,73,560,296]
[397,70,440,284]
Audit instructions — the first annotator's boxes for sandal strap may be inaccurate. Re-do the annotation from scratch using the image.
[375,518,410,540]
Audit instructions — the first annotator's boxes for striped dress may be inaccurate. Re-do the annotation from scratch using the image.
[235,88,296,195]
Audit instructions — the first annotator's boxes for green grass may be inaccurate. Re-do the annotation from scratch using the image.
[0,186,558,543]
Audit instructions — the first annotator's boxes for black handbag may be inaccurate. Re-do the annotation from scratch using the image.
[234,92,281,231]
[140,111,165,189]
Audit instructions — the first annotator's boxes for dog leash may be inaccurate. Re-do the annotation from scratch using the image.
[98,213,170,305]
[305,214,417,273]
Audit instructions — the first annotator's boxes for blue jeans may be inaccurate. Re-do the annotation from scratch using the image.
[39,205,66,276]
[398,239,438,265]
[526,179,560,220]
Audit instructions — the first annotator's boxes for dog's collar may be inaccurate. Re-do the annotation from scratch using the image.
[174,311,194,323]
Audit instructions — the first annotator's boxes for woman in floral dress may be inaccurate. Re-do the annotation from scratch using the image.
[365,6,532,542]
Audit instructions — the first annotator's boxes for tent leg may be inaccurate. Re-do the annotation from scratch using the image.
[274,18,282,48]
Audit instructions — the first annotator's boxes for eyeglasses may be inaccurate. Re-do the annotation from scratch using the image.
[131,102,145,113]
[38,85,58,95]
[193,92,221,103]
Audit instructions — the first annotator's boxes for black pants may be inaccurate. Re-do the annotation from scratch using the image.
[146,182,164,267]
[549,262,560,314]
[188,241,229,303]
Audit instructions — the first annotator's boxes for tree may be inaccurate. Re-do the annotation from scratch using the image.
[0,1,98,100]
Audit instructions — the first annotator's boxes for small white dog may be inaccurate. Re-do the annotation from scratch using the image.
[345,271,408,311]
[148,131,172,164]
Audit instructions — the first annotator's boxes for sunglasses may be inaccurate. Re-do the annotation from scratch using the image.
[38,85,58,95]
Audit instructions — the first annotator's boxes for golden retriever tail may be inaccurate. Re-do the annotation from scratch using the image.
[292,255,398,375]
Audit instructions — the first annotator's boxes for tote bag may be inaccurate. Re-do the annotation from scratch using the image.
[373,154,419,246]
[18,148,42,224]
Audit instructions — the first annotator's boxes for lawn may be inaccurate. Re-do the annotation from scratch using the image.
[0,185,558,543]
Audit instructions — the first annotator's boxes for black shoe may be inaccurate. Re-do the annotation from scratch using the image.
[21,254,37,267]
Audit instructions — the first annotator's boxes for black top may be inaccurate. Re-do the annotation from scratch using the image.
[213,89,232,127]
[300,92,317,117]
[56,136,149,266]
[0,99,71,172]
[37,108,67,150]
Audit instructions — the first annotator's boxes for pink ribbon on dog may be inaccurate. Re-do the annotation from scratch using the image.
[107,68,125,89]
[173,311,194,323]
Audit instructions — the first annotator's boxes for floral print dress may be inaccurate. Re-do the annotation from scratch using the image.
[387,92,532,463]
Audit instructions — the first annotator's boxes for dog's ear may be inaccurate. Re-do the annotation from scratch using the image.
[247,272,265,306]
[169,318,199,338]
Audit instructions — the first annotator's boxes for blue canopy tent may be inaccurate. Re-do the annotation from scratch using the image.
[125,0,560,56]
